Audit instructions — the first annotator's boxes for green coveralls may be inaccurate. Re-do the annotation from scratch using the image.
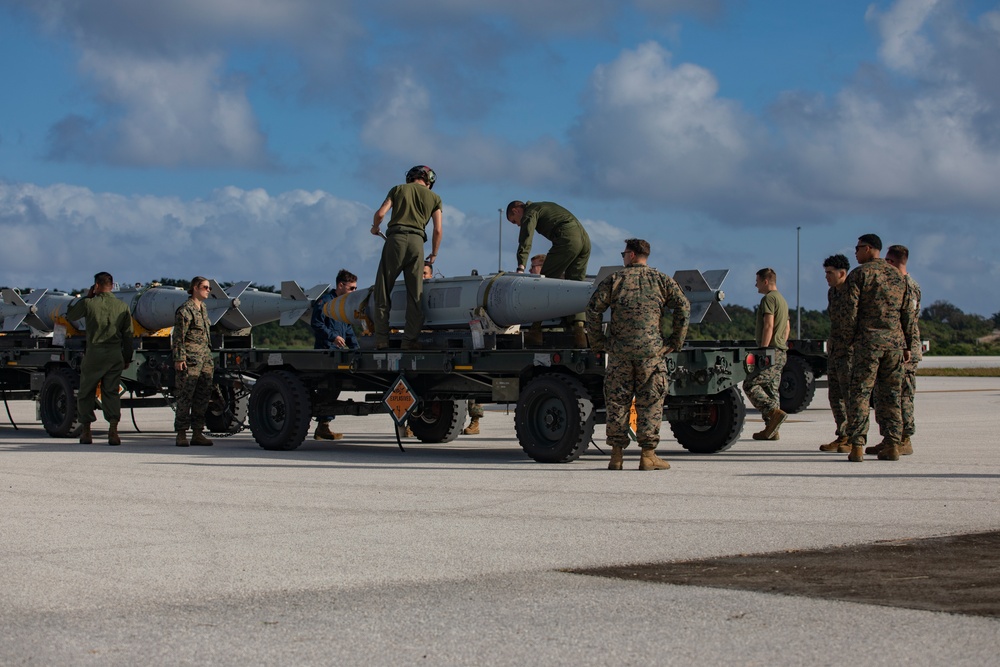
[516,201,591,323]
[66,292,134,425]
[372,183,443,345]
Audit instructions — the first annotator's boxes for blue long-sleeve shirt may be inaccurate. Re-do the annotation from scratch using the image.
[311,292,358,350]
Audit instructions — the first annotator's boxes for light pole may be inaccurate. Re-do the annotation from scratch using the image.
[498,208,503,273]
[796,226,801,339]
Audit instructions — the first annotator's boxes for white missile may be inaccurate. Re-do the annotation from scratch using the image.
[0,281,329,334]
[324,267,730,334]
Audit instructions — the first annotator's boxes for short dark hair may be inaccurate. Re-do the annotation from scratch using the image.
[624,238,650,257]
[858,233,882,250]
[505,200,524,219]
[823,254,850,271]
[885,245,909,264]
[756,267,776,281]
[94,272,114,287]
[188,276,209,295]
[335,269,357,285]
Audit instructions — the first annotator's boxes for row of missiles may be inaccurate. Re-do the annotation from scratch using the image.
[1,268,731,337]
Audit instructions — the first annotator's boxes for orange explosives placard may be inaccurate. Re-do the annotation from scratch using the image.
[384,376,417,424]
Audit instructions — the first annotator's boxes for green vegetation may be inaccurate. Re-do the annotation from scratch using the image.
[917,367,1000,377]
[690,300,1000,356]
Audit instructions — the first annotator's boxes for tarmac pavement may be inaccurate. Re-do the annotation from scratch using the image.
[1,376,998,665]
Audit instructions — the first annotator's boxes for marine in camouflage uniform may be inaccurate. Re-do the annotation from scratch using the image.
[819,254,853,452]
[172,279,215,444]
[844,235,913,462]
[66,272,134,445]
[875,246,921,454]
[742,268,790,441]
[586,239,690,471]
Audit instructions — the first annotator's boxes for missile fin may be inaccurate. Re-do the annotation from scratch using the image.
[3,314,27,332]
[592,265,622,285]
[703,300,732,324]
[224,280,252,300]
[281,305,309,327]
[688,302,710,324]
[305,283,331,301]
[672,269,711,294]
[1,288,29,308]
[217,308,252,330]
[281,281,308,302]
[207,280,229,301]
[701,269,729,291]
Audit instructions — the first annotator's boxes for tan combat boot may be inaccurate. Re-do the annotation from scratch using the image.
[608,445,624,470]
[819,435,849,452]
[753,408,787,441]
[108,422,121,446]
[877,444,900,461]
[848,445,864,462]
[462,418,480,435]
[314,421,344,440]
[865,439,888,456]
[176,430,189,447]
[898,437,913,456]
[639,448,671,470]
[523,323,543,348]
[79,422,93,445]
[572,322,589,348]
[190,429,214,446]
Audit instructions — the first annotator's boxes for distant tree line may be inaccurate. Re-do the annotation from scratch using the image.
[690,301,1000,356]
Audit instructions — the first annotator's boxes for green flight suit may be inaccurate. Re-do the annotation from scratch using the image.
[373,183,443,345]
[66,292,134,425]
[516,201,591,324]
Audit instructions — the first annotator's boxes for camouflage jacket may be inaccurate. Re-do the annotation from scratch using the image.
[905,274,922,362]
[585,264,690,359]
[172,297,212,362]
[827,283,853,357]
[845,258,913,352]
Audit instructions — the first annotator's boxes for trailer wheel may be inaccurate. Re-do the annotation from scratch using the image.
[39,368,82,438]
[669,386,746,454]
[408,400,468,443]
[205,381,249,435]
[780,355,816,414]
[248,371,311,450]
[515,374,594,463]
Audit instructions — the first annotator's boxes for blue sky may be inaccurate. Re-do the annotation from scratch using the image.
[2,0,999,318]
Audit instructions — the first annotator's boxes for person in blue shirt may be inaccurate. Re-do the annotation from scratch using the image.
[311,268,359,440]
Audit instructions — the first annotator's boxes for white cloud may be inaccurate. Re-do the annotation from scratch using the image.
[572,41,756,202]
[46,51,272,168]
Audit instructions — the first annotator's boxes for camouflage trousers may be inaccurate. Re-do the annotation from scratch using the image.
[847,347,903,446]
[876,362,917,438]
[742,349,786,420]
[827,351,852,437]
[604,355,668,449]
[77,344,125,425]
[468,399,484,419]
[174,355,215,431]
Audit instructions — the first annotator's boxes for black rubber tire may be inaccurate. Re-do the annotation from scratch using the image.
[515,374,595,463]
[205,382,249,435]
[248,370,311,450]
[408,400,468,443]
[669,386,746,454]
[39,368,82,438]
[780,354,816,414]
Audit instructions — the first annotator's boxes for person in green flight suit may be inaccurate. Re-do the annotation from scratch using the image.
[65,271,134,446]
[371,165,443,351]
[506,200,591,347]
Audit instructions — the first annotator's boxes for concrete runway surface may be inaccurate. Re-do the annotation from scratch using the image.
[2,376,998,665]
